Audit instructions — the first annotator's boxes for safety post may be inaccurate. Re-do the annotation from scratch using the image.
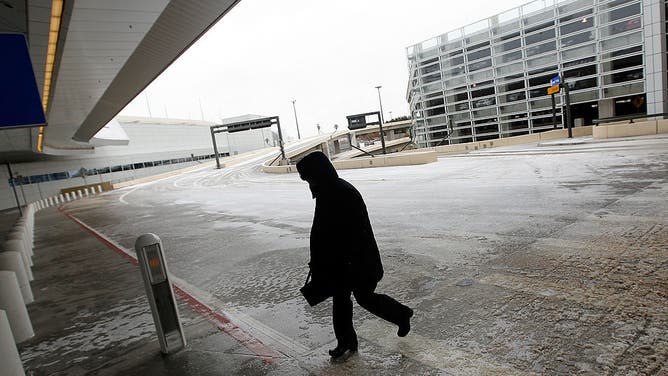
[135,234,186,354]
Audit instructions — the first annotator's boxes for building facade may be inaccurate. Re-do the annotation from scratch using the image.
[406,0,667,147]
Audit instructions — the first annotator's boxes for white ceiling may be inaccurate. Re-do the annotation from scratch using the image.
[1,0,240,161]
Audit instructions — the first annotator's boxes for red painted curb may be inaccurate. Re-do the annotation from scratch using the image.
[58,206,282,363]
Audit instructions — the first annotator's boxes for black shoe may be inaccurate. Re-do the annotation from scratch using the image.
[328,341,358,359]
[397,308,414,337]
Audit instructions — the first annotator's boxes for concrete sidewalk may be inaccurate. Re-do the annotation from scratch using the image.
[16,207,305,375]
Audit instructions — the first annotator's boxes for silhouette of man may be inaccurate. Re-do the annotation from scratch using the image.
[296,151,413,359]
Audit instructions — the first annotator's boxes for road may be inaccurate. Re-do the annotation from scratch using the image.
[60,135,668,375]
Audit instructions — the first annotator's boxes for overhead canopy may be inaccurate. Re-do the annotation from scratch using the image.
[0,0,240,162]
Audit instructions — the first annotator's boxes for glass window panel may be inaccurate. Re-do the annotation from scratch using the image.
[422,73,442,84]
[601,54,642,72]
[492,20,520,35]
[425,97,445,108]
[500,91,527,103]
[472,107,497,118]
[443,66,466,78]
[529,73,556,87]
[599,3,641,24]
[497,80,526,93]
[560,16,594,35]
[529,87,549,98]
[567,77,598,91]
[603,82,643,97]
[526,41,557,56]
[469,69,494,82]
[525,29,556,45]
[602,45,642,59]
[421,64,440,75]
[494,31,521,43]
[561,30,595,48]
[530,98,553,109]
[603,68,643,85]
[528,65,557,76]
[468,59,492,72]
[441,40,462,53]
[526,53,558,69]
[558,0,594,14]
[473,97,496,108]
[500,102,527,113]
[467,48,491,61]
[524,8,555,26]
[599,31,641,51]
[494,37,522,54]
[559,8,593,23]
[442,55,464,68]
[495,50,523,65]
[419,49,438,60]
[600,16,641,38]
[571,89,600,102]
[423,82,442,93]
[426,107,446,117]
[444,75,467,87]
[445,91,469,103]
[599,0,635,10]
[561,43,596,60]
[564,64,597,79]
[496,61,524,76]
[563,56,596,68]
[471,86,495,98]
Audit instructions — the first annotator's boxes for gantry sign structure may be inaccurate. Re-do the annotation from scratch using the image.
[209,116,286,169]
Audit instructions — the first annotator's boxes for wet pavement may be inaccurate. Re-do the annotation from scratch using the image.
[17,134,668,375]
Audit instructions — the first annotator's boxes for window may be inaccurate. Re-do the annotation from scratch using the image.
[473,97,496,108]
[496,50,523,64]
[497,79,526,93]
[599,3,641,24]
[494,37,522,54]
[603,68,643,85]
[560,16,594,35]
[601,54,642,72]
[467,48,491,61]
[564,64,597,79]
[425,97,445,108]
[525,29,556,45]
[603,45,642,59]
[561,30,595,47]
[563,56,596,68]
[503,91,526,103]
[600,31,641,51]
[600,16,641,38]
[468,59,492,72]
[421,64,440,75]
[527,53,558,69]
[442,55,465,68]
[567,77,598,91]
[561,43,596,60]
[529,73,557,87]
[526,41,557,56]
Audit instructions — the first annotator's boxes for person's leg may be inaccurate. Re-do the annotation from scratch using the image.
[331,291,358,355]
[353,284,413,336]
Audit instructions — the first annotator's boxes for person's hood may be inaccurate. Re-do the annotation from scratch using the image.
[296,152,338,198]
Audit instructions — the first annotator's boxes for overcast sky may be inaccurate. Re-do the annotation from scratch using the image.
[120,0,529,140]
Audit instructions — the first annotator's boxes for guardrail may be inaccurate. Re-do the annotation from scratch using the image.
[593,112,668,125]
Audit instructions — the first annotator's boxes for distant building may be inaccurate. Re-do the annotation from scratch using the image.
[406,0,664,147]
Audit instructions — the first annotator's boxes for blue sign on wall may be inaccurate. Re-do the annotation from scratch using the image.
[550,75,561,87]
[0,33,47,129]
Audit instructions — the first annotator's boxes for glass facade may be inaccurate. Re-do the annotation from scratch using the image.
[406,0,657,147]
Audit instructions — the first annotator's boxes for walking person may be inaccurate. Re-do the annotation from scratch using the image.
[296,151,413,359]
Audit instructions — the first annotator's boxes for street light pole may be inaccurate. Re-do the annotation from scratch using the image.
[291,100,301,140]
[375,85,387,154]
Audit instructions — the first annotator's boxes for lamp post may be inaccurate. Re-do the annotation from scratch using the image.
[375,85,387,154]
[291,99,301,140]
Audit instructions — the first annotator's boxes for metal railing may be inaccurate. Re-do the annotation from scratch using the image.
[593,112,668,125]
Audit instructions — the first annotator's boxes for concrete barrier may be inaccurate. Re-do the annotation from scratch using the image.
[658,119,668,134]
[0,310,26,376]
[0,252,33,304]
[263,151,437,173]
[593,120,660,139]
[2,240,32,281]
[0,271,34,343]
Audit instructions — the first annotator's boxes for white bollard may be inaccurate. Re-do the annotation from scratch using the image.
[65,192,71,201]
[97,184,102,193]
[0,310,26,376]
[3,240,33,281]
[78,190,83,199]
[0,252,33,304]
[7,230,32,261]
[48,197,53,206]
[84,188,89,196]
[59,194,65,203]
[0,271,34,343]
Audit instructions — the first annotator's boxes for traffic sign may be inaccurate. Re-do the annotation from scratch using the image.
[547,85,560,95]
[550,75,561,86]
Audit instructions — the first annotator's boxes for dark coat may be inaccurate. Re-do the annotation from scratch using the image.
[296,152,384,296]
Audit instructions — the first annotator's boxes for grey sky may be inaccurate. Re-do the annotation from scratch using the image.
[120,0,529,140]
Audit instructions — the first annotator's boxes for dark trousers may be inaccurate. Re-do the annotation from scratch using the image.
[332,283,409,345]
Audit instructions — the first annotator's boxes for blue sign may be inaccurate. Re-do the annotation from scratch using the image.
[0,33,47,129]
[550,75,561,87]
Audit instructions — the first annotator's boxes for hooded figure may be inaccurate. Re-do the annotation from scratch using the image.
[296,151,413,359]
